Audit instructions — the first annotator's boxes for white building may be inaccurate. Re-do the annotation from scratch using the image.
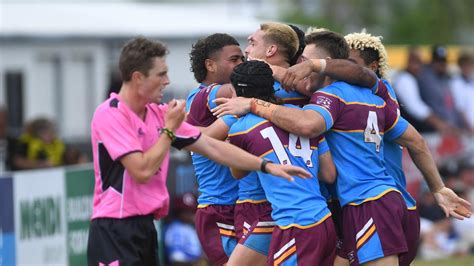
[0,2,268,141]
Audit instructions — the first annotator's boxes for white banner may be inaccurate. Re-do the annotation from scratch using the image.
[13,168,67,266]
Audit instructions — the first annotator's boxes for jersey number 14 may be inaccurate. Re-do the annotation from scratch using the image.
[260,127,314,167]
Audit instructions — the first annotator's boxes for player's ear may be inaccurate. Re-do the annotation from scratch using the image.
[131,71,144,84]
[266,44,277,57]
[369,60,379,72]
[205,58,216,73]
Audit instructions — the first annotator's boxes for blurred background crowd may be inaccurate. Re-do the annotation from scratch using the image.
[1,0,473,265]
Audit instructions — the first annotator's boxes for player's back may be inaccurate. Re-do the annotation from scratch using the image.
[186,83,238,206]
[228,107,330,227]
[305,81,398,206]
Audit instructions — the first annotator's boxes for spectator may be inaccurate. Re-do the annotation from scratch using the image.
[11,117,66,170]
[458,155,474,205]
[450,51,474,132]
[417,189,465,259]
[417,45,466,132]
[63,145,88,165]
[452,188,474,254]
[394,47,453,133]
[164,193,203,266]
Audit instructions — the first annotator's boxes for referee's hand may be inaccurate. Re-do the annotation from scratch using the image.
[165,99,186,131]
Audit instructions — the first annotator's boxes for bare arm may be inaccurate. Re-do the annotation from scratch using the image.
[281,59,377,90]
[323,59,377,88]
[318,151,336,184]
[120,100,186,183]
[186,134,311,181]
[270,64,313,97]
[267,104,326,138]
[394,124,443,192]
[215,83,236,98]
[197,118,230,140]
[395,124,471,219]
[212,98,326,138]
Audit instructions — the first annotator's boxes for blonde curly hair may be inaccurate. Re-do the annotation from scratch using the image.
[345,30,389,80]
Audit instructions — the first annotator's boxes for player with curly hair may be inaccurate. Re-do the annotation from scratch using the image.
[186,33,244,265]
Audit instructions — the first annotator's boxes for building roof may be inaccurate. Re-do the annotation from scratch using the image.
[0,2,263,38]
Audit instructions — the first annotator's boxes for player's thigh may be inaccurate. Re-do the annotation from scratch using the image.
[227,243,267,266]
[334,255,350,266]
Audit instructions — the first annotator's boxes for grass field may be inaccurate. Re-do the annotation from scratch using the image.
[412,255,474,266]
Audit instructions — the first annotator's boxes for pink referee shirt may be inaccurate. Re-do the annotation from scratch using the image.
[90,93,200,220]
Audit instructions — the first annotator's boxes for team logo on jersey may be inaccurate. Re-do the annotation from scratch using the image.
[316,96,332,109]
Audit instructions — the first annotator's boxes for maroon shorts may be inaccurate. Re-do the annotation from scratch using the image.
[342,191,409,265]
[235,201,274,255]
[399,208,420,266]
[327,199,347,259]
[234,201,273,240]
[268,217,336,266]
[195,205,236,266]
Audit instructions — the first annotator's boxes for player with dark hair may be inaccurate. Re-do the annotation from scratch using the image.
[227,60,337,265]
[87,36,310,266]
[186,33,244,265]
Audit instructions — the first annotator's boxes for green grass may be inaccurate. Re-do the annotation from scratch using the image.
[412,255,474,266]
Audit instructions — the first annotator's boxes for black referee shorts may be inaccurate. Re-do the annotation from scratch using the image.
[87,215,159,266]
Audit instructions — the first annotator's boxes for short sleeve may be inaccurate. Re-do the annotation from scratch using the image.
[317,136,329,155]
[172,121,202,150]
[228,120,251,153]
[94,108,143,160]
[303,90,342,131]
[207,84,221,110]
[385,113,409,142]
[221,115,239,127]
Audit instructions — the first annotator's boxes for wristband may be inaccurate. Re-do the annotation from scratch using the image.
[260,159,272,174]
[250,98,277,120]
[319,59,327,73]
[160,128,176,141]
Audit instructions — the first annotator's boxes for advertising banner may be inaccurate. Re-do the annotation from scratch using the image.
[65,167,94,266]
[13,169,66,265]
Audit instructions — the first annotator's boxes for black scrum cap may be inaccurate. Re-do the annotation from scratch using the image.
[230,60,274,99]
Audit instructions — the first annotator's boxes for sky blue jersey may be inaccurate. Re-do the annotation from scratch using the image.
[228,106,331,228]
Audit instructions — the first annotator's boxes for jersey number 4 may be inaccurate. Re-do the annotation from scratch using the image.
[364,111,381,152]
[260,127,313,167]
